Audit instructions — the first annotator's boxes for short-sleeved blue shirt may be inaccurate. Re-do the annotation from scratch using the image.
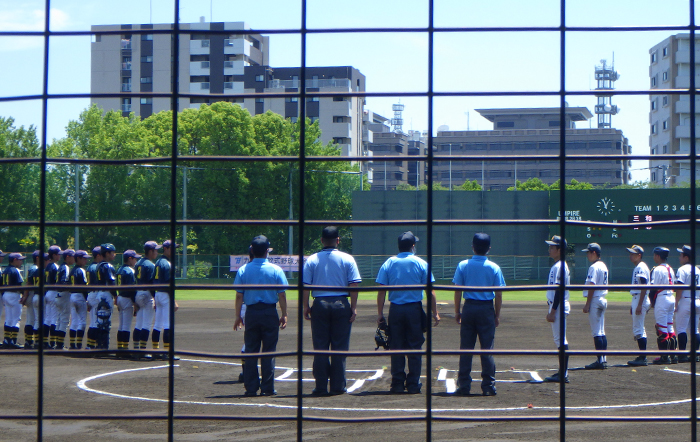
[86,262,99,286]
[452,255,506,301]
[3,266,23,287]
[135,257,155,285]
[376,252,435,304]
[154,257,171,286]
[96,261,116,286]
[303,248,362,297]
[234,258,288,305]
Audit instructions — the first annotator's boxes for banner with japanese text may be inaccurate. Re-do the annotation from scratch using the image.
[230,255,308,272]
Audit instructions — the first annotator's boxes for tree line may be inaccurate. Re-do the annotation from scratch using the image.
[0,102,360,256]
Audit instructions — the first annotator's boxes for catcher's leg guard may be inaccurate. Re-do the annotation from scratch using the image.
[658,332,669,350]
[678,332,688,351]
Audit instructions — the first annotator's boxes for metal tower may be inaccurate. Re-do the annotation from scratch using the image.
[391,102,404,133]
[594,58,620,128]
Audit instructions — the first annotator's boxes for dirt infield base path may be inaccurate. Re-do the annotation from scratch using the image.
[0,300,698,441]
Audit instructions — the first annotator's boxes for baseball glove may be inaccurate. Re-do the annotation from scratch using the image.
[375,318,390,350]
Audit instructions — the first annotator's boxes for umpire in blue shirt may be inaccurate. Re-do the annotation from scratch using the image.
[303,226,362,396]
[453,233,505,396]
[234,235,288,397]
[377,231,440,394]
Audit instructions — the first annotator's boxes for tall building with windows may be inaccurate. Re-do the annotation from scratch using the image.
[91,21,268,119]
[433,107,631,190]
[649,34,700,187]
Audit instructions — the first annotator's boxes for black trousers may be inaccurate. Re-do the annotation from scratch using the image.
[311,296,352,393]
[388,302,425,391]
[243,303,279,394]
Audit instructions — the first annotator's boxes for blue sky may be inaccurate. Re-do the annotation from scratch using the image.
[0,0,697,182]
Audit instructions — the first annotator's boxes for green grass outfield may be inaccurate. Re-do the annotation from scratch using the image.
[176,289,632,303]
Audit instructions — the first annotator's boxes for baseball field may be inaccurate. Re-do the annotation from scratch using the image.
[0,295,698,441]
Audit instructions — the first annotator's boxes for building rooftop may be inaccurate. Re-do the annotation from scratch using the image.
[475,107,593,122]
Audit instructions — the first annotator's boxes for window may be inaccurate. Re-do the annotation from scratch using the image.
[333,96,346,101]
[307,97,320,102]
[651,76,657,87]
[663,145,668,154]
[663,120,668,130]
[651,52,657,63]
[652,146,657,155]
[120,98,131,112]
[651,100,657,111]
[255,75,264,82]
[663,46,668,57]
[496,121,515,128]
[141,55,153,63]
[143,34,153,41]
[140,98,152,105]
[651,123,657,134]
[663,96,669,106]
[255,98,264,103]
[290,117,298,123]
[548,120,560,127]
[285,97,298,102]
[333,116,345,123]
[310,117,319,123]
[662,71,668,82]
[652,172,657,181]
[140,77,152,83]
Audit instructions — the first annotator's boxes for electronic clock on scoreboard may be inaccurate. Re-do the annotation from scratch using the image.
[549,189,699,244]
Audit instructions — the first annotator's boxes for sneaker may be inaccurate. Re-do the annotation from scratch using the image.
[406,387,422,394]
[453,388,470,396]
[544,373,570,383]
[311,389,329,396]
[628,356,648,366]
[260,390,277,397]
[671,355,679,364]
[389,386,405,394]
[243,391,257,397]
[678,355,692,363]
[585,360,607,370]
[652,356,671,365]
[482,389,497,396]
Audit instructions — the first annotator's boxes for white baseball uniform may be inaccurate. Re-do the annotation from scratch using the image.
[547,260,570,347]
[651,263,675,335]
[630,261,651,340]
[585,260,608,337]
[675,263,700,335]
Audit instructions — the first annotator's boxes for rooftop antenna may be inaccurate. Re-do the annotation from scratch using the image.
[594,55,620,128]
[391,102,404,134]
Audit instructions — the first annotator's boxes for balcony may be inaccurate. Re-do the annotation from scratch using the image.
[223,82,244,94]
[223,38,249,56]
[674,98,700,114]
[189,82,210,93]
[267,78,351,90]
[121,104,132,112]
[674,74,700,89]
[189,39,210,55]
[674,125,700,138]
[223,59,245,75]
[121,62,131,70]
[120,39,131,50]
[121,83,131,92]
[189,61,210,76]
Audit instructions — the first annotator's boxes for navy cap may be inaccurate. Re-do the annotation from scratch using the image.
[8,253,26,261]
[545,235,566,249]
[250,235,271,256]
[322,226,340,239]
[48,245,61,256]
[43,253,49,260]
[473,232,491,248]
[123,249,142,259]
[677,245,692,256]
[101,243,116,253]
[74,250,89,259]
[626,245,644,254]
[144,240,162,251]
[32,250,41,259]
[60,248,75,257]
[92,246,102,257]
[582,243,601,253]
[653,246,670,259]
[398,231,419,249]
[162,240,179,249]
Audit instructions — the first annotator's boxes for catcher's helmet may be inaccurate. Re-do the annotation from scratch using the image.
[375,319,390,350]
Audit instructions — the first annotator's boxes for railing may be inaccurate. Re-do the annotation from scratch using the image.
[120,83,131,92]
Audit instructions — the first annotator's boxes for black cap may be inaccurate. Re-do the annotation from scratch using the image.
[250,235,271,256]
[653,246,670,259]
[545,235,566,249]
[322,226,339,239]
[677,245,692,256]
[582,243,601,253]
[626,245,644,254]
[473,232,491,249]
[101,243,116,253]
[398,231,419,249]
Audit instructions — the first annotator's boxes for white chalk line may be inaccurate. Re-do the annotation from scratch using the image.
[75,360,700,413]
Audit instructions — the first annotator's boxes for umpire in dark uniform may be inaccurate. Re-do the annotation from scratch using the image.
[303,226,362,396]
[234,235,288,397]
[452,233,505,396]
[377,231,440,394]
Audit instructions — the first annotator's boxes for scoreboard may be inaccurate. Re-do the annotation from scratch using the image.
[549,189,699,244]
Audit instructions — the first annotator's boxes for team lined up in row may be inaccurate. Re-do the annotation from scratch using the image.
[0,241,178,358]
[542,237,700,384]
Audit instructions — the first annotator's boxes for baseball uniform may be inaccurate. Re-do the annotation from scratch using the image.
[2,256,25,348]
[43,257,59,348]
[53,251,74,349]
[25,255,41,349]
[68,261,88,349]
[651,261,676,362]
[85,249,102,349]
[582,245,609,369]
[116,257,138,351]
[153,251,174,353]
[675,261,700,359]
[627,255,651,366]
[134,252,156,351]
[94,259,117,349]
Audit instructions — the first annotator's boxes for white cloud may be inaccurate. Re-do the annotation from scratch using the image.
[0,7,70,33]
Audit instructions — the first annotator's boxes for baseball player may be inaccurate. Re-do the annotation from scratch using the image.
[582,243,609,370]
[153,240,179,359]
[116,249,140,353]
[233,235,288,397]
[2,253,26,348]
[376,231,439,394]
[650,246,676,365]
[24,250,42,349]
[302,226,362,396]
[53,248,75,350]
[43,245,61,349]
[133,241,158,357]
[94,243,117,349]
[543,235,571,383]
[85,246,103,349]
[68,250,89,349]
[452,233,504,396]
[627,245,651,366]
[674,245,699,363]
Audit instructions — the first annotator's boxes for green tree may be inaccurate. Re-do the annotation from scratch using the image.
[507,177,550,191]
[395,183,417,190]
[418,182,449,191]
[455,179,482,191]
[550,179,594,190]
